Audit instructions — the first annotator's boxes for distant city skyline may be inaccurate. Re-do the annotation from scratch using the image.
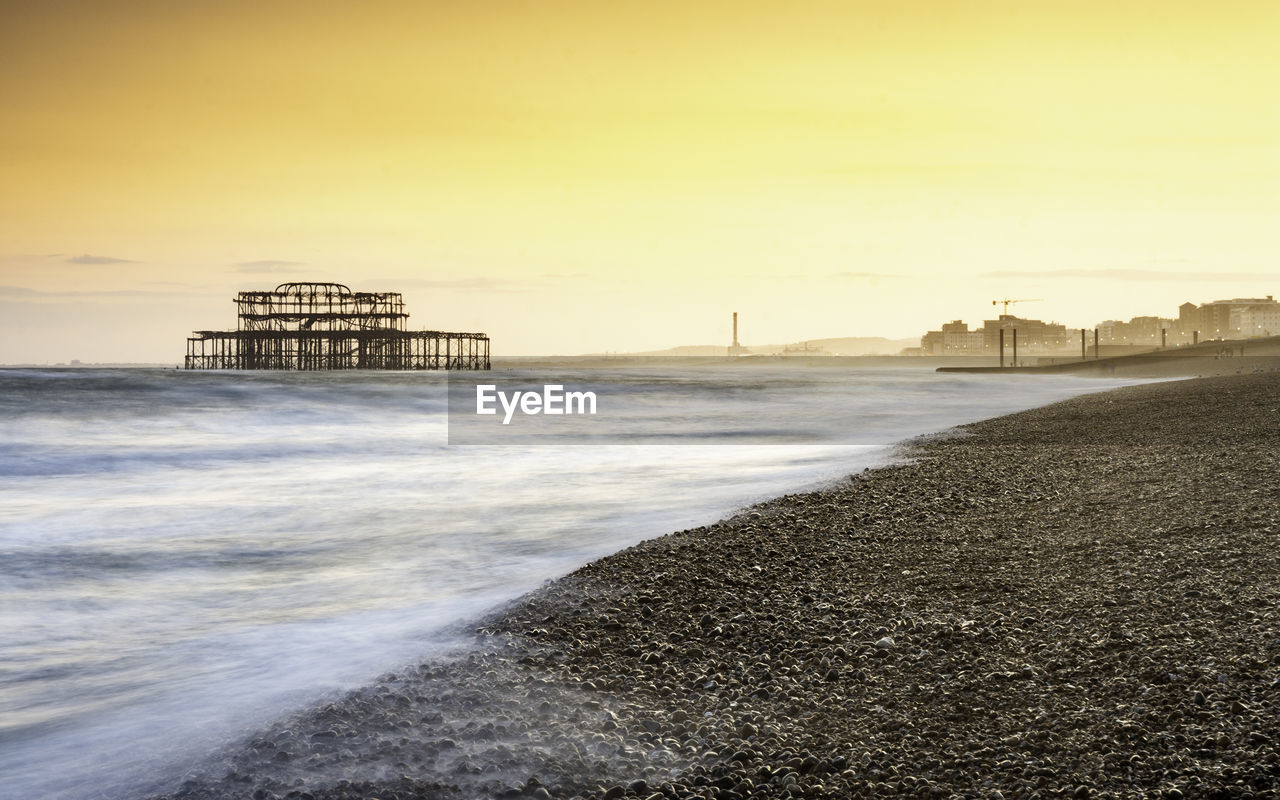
[920,293,1280,356]
[2,1,1277,362]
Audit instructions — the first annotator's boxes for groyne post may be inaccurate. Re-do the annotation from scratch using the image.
[999,329,1005,368]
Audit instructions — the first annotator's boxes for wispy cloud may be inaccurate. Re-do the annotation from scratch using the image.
[0,285,196,299]
[232,260,308,273]
[982,268,1275,282]
[755,271,900,281]
[66,254,138,265]
[421,277,531,291]
[0,253,65,263]
[830,270,899,280]
[387,276,537,293]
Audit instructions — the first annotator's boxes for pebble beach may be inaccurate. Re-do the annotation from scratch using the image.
[155,372,1280,800]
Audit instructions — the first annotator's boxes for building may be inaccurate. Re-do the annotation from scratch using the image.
[921,320,984,355]
[979,315,1069,353]
[920,329,944,355]
[1240,302,1280,338]
[727,311,749,356]
[942,320,986,353]
[920,316,1069,354]
[1096,315,1173,346]
[1174,296,1279,342]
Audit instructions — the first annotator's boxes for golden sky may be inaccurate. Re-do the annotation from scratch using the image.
[2,0,1277,361]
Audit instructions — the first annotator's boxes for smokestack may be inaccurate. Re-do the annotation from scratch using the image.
[732,312,739,347]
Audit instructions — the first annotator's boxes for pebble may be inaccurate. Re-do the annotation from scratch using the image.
[144,373,1280,800]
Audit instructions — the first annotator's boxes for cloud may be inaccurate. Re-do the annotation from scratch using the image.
[982,268,1276,282]
[420,277,530,291]
[0,253,65,263]
[756,271,900,281]
[232,260,307,273]
[387,276,537,293]
[830,271,899,280]
[0,285,196,299]
[66,254,138,265]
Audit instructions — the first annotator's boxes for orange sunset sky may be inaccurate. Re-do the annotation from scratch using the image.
[1,0,1277,362]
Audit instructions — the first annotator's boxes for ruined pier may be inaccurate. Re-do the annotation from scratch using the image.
[184,282,490,370]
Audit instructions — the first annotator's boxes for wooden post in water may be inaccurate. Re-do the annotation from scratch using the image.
[1080,328,1086,360]
[1093,328,1099,359]
[999,328,1005,368]
[1012,328,1018,367]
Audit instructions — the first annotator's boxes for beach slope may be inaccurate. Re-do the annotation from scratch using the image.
[157,372,1280,800]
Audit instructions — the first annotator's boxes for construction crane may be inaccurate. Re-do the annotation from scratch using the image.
[992,298,1042,316]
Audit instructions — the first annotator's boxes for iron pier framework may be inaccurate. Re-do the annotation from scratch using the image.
[185,282,490,370]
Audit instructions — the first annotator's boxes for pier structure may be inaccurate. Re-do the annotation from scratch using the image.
[184,282,489,370]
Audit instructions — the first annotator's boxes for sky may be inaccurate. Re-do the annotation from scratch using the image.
[1,0,1277,361]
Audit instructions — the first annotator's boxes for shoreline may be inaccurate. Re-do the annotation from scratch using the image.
[155,373,1280,800]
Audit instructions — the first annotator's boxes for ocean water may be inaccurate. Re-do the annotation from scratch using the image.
[0,365,1144,799]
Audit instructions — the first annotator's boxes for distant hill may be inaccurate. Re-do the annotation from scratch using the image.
[622,337,917,357]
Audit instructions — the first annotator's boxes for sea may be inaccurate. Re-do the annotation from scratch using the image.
[0,365,1145,799]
